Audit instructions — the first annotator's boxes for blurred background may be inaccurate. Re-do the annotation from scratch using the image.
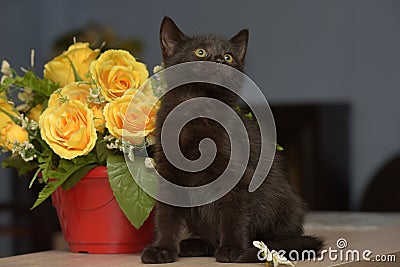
[1,0,399,257]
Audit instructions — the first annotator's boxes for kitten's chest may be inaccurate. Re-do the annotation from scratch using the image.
[175,118,230,162]
[185,205,220,244]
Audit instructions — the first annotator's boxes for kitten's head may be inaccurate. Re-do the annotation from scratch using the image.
[160,17,249,72]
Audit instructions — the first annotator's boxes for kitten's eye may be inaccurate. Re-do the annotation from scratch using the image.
[224,53,234,63]
[194,48,207,58]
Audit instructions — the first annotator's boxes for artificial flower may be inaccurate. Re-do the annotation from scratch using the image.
[39,100,97,159]
[27,104,43,122]
[44,42,100,87]
[91,104,106,133]
[1,44,158,225]
[90,49,148,102]
[153,64,163,73]
[0,101,18,130]
[0,122,29,150]
[124,89,159,139]
[123,87,158,103]
[48,82,105,132]
[48,82,91,107]
[103,90,157,144]
[253,241,294,267]
[1,60,13,84]
[1,60,12,76]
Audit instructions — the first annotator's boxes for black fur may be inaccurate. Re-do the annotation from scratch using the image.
[141,17,324,264]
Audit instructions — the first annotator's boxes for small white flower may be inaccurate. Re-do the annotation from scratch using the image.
[21,154,34,162]
[16,103,30,113]
[11,146,18,153]
[30,121,39,131]
[127,146,135,162]
[253,241,294,267]
[89,87,100,98]
[105,135,125,151]
[18,88,34,103]
[146,135,155,146]
[1,60,13,85]
[16,141,37,162]
[23,141,34,150]
[106,143,115,149]
[145,157,155,169]
[88,87,105,104]
[1,60,12,76]
[153,64,163,74]
[20,117,30,129]
[1,75,7,84]
[104,134,115,141]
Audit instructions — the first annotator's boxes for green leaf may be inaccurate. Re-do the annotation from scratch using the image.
[0,106,20,124]
[0,76,15,91]
[234,105,241,113]
[13,71,59,97]
[29,168,41,188]
[107,155,155,229]
[95,132,116,165]
[31,154,98,209]
[61,163,96,190]
[244,111,254,120]
[31,170,70,210]
[38,149,55,183]
[1,155,39,175]
[276,143,284,151]
[66,56,83,82]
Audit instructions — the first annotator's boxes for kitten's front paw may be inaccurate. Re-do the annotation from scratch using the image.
[215,246,242,263]
[141,246,178,264]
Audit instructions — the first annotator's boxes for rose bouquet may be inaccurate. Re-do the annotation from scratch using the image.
[0,42,158,228]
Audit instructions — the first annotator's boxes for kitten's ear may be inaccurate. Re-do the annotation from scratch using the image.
[230,29,249,64]
[160,17,188,58]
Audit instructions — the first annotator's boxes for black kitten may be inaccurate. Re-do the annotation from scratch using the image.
[141,17,323,264]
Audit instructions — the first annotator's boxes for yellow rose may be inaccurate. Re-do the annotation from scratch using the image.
[0,122,29,150]
[124,89,159,138]
[0,101,18,130]
[124,87,158,103]
[90,50,149,102]
[27,104,43,121]
[103,91,157,144]
[44,43,100,87]
[91,105,105,133]
[48,82,105,132]
[48,82,91,107]
[0,91,8,104]
[39,100,97,159]
[144,102,158,137]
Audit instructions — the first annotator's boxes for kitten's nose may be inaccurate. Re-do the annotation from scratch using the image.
[215,58,224,63]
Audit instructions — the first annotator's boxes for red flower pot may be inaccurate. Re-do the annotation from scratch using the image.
[51,166,154,254]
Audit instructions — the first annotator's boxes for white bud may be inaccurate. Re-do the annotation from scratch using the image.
[145,157,155,169]
[153,65,163,74]
[30,49,35,68]
[1,60,12,76]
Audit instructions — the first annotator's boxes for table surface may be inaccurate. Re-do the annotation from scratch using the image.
[1,212,400,267]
